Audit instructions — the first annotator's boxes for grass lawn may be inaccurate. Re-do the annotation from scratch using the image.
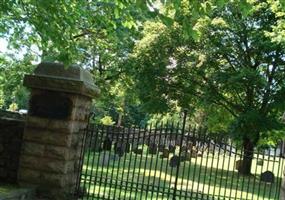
[80,145,284,200]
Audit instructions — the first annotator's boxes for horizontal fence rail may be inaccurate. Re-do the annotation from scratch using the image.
[77,119,284,200]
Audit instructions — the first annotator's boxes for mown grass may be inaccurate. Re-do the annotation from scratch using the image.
[80,145,284,200]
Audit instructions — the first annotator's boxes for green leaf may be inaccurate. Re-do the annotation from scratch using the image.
[158,14,174,26]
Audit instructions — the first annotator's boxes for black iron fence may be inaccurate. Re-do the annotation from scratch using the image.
[77,117,284,200]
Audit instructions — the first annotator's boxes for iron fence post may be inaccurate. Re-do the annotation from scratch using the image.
[172,110,188,200]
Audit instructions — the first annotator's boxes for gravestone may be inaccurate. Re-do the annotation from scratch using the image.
[91,135,101,152]
[160,149,169,159]
[180,150,187,162]
[158,145,165,152]
[133,148,143,155]
[125,142,131,153]
[181,146,188,152]
[261,171,274,183]
[148,143,158,155]
[197,151,203,157]
[190,147,198,158]
[235,160,243,171]
[169,145,176,153]
[169,155,180,167]
[103,137,112,151]
[114,142,125,157]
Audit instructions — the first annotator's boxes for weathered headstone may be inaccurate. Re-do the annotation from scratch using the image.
[190,147,198,158]
[148,143,158,155]
[180,150,187,162]
[197,151,203,157]
[114,142,125,157]
[160,149,169,159]
[169,145,176,153]
[133,148,143,155]
[261,171,274,183]
[125,142,131,153]
[158,144,165,152]
[235,160,243,171]
[91,135,101,152]
[103,137,112,151]
[170,155,180,167]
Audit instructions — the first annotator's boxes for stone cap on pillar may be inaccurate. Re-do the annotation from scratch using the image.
[24,62,100,98]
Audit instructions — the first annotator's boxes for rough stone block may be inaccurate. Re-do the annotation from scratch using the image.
[18,168,41,183]
[42,159,74,174]
[22,142,45,156]
[24,128,73,146]
[41,172,66,187]
[26,116,73,133]
[45,145,69,160]
[19,155,41,169]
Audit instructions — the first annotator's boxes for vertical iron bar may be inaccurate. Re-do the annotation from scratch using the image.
[130,125,142,200]
[256,152,265,199]
[224,138,233,199]
[75,124,88,199]
[161,121,175,200]
[102,125,115,198]
[190,126,198,199]
[167,121,180,199]
[201,129,211,199]
[212,134,222,199]
[196,127,207,200]
[150,121,164,199]
[185,125,193,197]
[277,155,284,199]
[107,124,117,199]
[268,146,277,199]
[218,137,227,199]
[139,123,153,200]
[228,140,238,199]
[124,125,137,200]
[156,120,170,199]
[93,125,107,199]
[274,145,282,199]
[111,126,124,199]
[179,123,192,199]
[172,111,187,200]
[206,132,217,199]
[134,124,147,200]
[251,148,260,200]
[234,147,244,199]
[262,148,271,199]
[118,126,130,199]
[84,124,97,199]
[146,121,160,200]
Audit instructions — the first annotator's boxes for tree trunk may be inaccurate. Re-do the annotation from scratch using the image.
[239,138,254,176]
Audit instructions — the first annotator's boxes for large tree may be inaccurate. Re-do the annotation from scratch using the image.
[129,1,285,175]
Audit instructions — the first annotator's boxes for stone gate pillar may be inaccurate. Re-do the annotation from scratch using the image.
[18,62,99,199]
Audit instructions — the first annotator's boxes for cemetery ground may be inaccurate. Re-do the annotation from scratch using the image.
[80,146,284,200]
